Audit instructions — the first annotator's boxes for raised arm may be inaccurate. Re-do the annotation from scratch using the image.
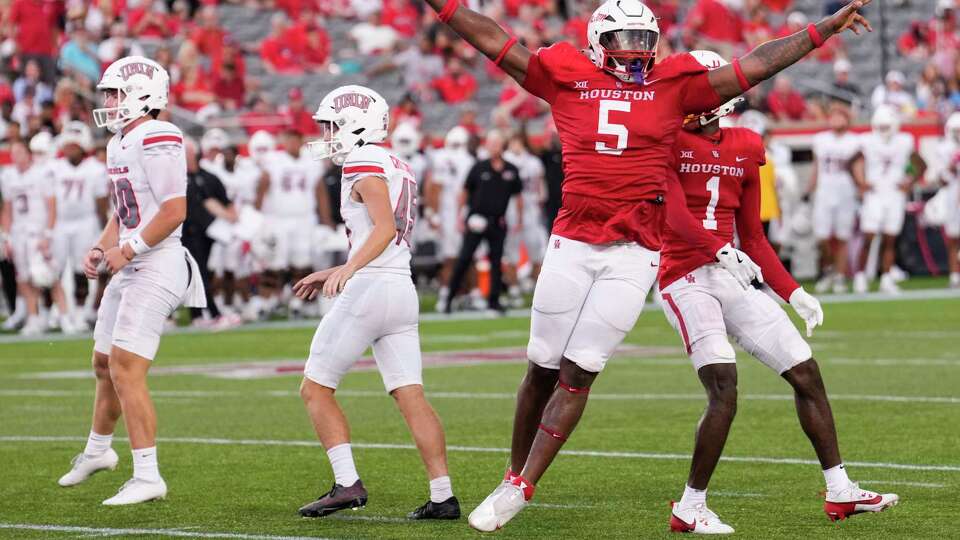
[709,0,873,103]
[422,0,531,83]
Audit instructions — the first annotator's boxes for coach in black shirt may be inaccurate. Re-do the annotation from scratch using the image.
[446,130,522,314]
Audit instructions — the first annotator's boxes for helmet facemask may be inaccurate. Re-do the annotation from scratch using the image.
[598,29,659,83]
[94,87,149,133]
[308,118,345,164]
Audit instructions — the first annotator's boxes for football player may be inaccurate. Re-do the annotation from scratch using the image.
[503,131,547,305]
[661,51,899,534]
[933,112,960,288]
[57,56,205,505]
[419,0,875,530]
[808,104,861,294]
[852,105,924,294]
[294,85,459,520]
[51,121,110,330]
[0,140,57,335]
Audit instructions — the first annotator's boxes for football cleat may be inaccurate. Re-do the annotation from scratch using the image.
[299,480,368,518]
[852,272,868,294]
[824,482,898,521]
[814,274,834,294]
[831,277,848,295]
[670,502,735,534]
[58,449,119,487]
[102,477,167,505]
[468,477,531,532]
[408,496,461,520]
[879,274,901,295]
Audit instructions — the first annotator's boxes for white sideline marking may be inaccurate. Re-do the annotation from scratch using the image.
[710,491,766,498]
[4,388,958,404]
[528,502,598,509]
[329,515,409,524]
[858,480,947,488]
[0,523,331,540]
[3,435,959,473]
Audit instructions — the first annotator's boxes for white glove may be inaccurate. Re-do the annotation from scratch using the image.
[789,287,824,337]
[715,243,764,289]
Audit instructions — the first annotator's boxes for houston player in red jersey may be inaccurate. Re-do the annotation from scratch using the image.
[660,50,899,535]
[420,0,876,530]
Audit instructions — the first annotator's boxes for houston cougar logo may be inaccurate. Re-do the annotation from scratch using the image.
[333,93,372,113]
[119,63,156,81]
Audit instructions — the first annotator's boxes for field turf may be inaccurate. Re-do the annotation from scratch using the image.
[0,293,958,539]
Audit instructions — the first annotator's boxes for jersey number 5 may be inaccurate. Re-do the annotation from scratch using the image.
[113,178,141,228]
[393,177,417,246]
[595,100,630,156]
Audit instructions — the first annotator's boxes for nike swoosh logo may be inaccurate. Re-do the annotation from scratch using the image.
[650,262,659,267]
[735,254,743,263]
[641,78,662,86]
[736,157,748,162]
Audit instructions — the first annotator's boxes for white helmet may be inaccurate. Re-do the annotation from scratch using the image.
[391,122,421,159]
[738,109,768,136]
[871,104,900,140]
[687,50,744,126]
[444,126,470,151]
[946,112,960,145]
[310,85,389,165]
[587,0,660,82]
[93,55,169,133]
[29,131,54,158]
[57,121,94,152]
[28,250,56,289]
[248,130,276,164]
[201,128,230,155]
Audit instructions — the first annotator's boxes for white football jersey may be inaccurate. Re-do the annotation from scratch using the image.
[504,149,545,209]
[105,119,187,246]
[0,163,55,232]
[933,139,960,186]
[812,130,861,199]
[262,149,320,219]
[429,148,474,219]
[860,132,914,192]
[209,156,261,208]
[340,144,416,275]
[50,157,108,222]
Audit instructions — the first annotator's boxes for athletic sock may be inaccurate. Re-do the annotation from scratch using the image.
[83,431,113,457]
[429,475,454,503]
[823,463,850,493]
[678,484,707,510]
[326,443,360,486]
[132,446,161,482]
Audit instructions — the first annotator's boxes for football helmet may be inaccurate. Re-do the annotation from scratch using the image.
[738,109,768,136]
[201,128,230,155]
[391,122,421,160]
[945,111,960,145]
[28,247,56,289]
[248,130,276,166]
[57,121,94,151]
[29,131,54,160]
[688,50,744,126]
[310,85,389,165]
[587,0,660,83]
[871,104,900,141]
[94,56,169,133]
[444,126,470,152]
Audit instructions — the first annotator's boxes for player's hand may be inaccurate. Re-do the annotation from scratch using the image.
[293,267,338,301]
[83,247,104,279]
[37,237,51,258]
[789,287,824,337]
[716,243,764,289]
[103,246,130,274]
[827,0,873,36]
[322,265,356,298]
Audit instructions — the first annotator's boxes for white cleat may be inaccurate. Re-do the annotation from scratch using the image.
[102,477,167,505]
[878,274,901,295]
[832,277,849,295]
[58,449,119,487]
[824,482,898,521]
[814,274,834,294]
[670,502,735,534]
[468,481,528,532]
[852,272,868,294]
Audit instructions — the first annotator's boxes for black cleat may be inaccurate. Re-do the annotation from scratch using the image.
[298,480,368,518]
[407,496,461,520]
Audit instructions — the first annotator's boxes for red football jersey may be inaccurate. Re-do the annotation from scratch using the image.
[659,127,799,300]
[522,42,721,248]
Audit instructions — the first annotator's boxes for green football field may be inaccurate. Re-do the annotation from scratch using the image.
[1,292,958,539]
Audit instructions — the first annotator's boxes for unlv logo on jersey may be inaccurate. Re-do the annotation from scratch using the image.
[333,93,372,113]
[119,62,156,81]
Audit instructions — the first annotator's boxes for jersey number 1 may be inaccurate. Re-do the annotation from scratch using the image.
[703,176,720,230]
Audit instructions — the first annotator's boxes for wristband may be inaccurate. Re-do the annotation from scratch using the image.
[90,246,104,256]
[437,0,459,23]
[806,23,825,48]
[732,57,751,92]
[127,233,151,255]
[494,36,518,67]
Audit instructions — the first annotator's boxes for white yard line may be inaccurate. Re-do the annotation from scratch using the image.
[857,480,947,488]
[0,523,331,540]
[2,435,958,473]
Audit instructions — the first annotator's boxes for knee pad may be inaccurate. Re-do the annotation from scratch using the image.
[689,333,737,372]
[527,337,562,371]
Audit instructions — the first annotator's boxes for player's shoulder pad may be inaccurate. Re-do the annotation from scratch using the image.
[141,120,184,153]
[534,41,595,82]
[342,144,390,181]
[650,53,710,81]
[727,127,765,164]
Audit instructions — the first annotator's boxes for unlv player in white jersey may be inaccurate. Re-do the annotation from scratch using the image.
[254,128,332,316]
[57,56,205,505]
[426,126,474,306]
[0,140,58,335]
[808,105,861,294]
[933,112,960,288]
[852,105,924,294]
[51,121,110,328]
[503,131,547,303]
[294,85,459,520]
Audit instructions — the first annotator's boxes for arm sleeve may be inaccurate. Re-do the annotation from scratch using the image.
[664,169,727,254]
[142,143,188,203]
[736,164,799,301]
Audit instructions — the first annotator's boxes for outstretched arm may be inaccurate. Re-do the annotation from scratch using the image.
[422,0,531,83]
[709,0,873,103]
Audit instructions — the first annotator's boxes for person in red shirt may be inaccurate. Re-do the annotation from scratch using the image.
[381,0,420,38]
[240,94,285,135]
[213,61,246,111]
[280,88,319,135]
[430,57,477,103]
[421,0,875,530]
[766,74,809,121]
[683,0,745,51]
[9,0,59,80]
[661,51,897,534]
[171,64,215,113]
[127,2,176,40]
[189,6,228,68]
[260,14,303,74]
